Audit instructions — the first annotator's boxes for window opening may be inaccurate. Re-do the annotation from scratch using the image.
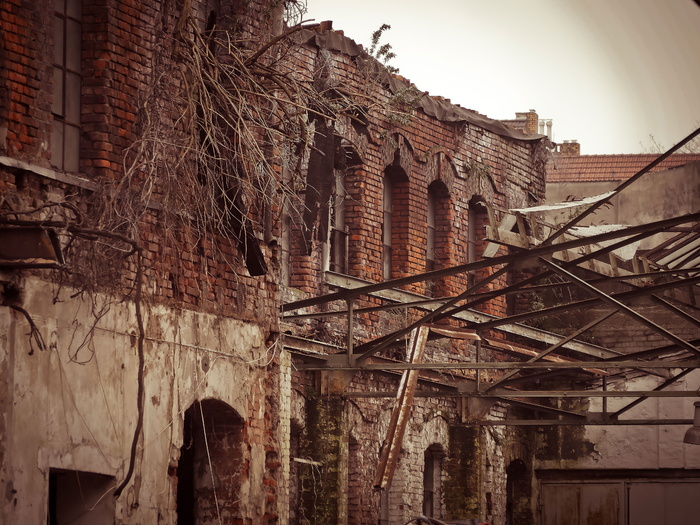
[468,197,487,287]
[422,445,443,518]
[381,176,393,280]
[426,190,436,272]
[329,170,348,274]
[47,468,115,525]
[52,0,81,172]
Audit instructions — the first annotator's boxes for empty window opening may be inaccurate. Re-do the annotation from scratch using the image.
[52,0,81,172]
[329,170,348,274]
[426,180,450,294]
[47,469,115,525]
[177,399,245,524]
[382,165,409,281]
[467,196,487,288]
[382,175,393,280]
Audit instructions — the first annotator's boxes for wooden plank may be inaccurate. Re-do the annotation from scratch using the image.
[373,326,429,490]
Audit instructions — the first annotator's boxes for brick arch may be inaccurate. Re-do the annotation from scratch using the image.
[177,398,246,524]
[426,151,458,195]
[381,132,415,177]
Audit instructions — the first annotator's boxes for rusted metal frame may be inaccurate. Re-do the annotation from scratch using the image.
[481,338,606,375]
[480,389,700,398]
[354,266,510,363]
[483,368,588,389]
[282,212,700,314]
[427,223,696,332]
[665,244,700,269]
[297,359,700,371]
[466,274,700,333]
[606,338,700,362]
[343,389,700,399]
[373,326,429,490]
[485,310,618,392]
[643,229,699,261]
[497,397,587,419]
[611,367,697,419]
[653,233,700,266]
[283,296,452,320]
[542,126,700,246]
[649,294,700,330]
[539,257,700,357]
[476,418,694,426]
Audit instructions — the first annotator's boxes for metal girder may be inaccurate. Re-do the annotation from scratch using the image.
[340,389,700,399]
[539,257,700,357]
[296,359,700,371]
[282,212,699,313]
[475,419,694,426]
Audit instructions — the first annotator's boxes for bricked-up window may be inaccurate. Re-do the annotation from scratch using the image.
[52,0,81,172]
[329,169,348,274]
[381,175,393,280]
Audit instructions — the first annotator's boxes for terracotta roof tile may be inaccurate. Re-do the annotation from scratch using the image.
[546,154,700,182]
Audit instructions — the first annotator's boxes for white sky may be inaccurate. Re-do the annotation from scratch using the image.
[303,0,700,154]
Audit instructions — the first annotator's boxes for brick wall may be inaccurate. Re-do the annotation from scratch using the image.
[283,24,547,524]
[1,1,284,523]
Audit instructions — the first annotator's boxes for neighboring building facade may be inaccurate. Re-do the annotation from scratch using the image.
[536,144,700,524]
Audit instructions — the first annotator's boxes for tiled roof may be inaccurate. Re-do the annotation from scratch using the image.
[546,153,700,182]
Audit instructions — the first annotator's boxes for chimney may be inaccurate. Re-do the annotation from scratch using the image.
[525,109,538,135]
[559,140,581,156]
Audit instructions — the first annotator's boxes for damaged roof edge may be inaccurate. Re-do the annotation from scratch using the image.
[295,28,546,143]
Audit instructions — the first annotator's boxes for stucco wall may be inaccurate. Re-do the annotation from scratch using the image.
[0,275,279,524]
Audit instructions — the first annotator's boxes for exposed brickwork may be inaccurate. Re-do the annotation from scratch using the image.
[0,1,284,524]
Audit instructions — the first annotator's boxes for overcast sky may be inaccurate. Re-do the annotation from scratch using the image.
[303,0,700,155]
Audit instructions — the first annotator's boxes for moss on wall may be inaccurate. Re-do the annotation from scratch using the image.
[443,425,481,520]
[297,391,344,524]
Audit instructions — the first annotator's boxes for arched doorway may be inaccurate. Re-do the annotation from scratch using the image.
[177,399,245,524]
[506,459,532,525]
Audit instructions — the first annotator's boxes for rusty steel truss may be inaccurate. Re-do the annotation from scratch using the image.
[282,128,700,431]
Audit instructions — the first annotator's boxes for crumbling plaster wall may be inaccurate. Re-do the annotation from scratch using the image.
[533,372,700,472]
[0,275,279,524]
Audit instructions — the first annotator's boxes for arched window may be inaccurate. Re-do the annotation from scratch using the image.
[382,175,393,280]
[506,459,532,525]
[423,444,445,518]
[329,169,348,274]
[467,196,488,287]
